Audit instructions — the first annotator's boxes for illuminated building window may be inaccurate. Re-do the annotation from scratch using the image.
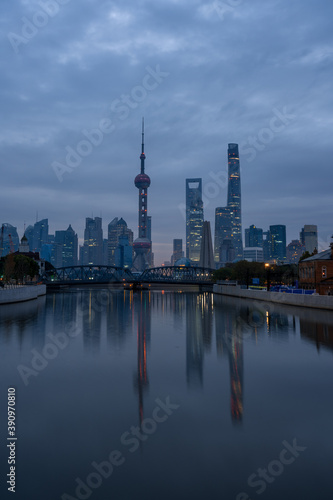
[322,266,327,278]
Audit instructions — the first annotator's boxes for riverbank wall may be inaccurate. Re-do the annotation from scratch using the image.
[213,284,333,310]
[0,285,46,305]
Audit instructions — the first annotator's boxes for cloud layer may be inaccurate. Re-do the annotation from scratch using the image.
[1,0,333,263]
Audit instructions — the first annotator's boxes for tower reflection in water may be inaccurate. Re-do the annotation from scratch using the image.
[186,293,204,387]
[186,292,244,422]
[214,298,244,423]
[133,291,151,426]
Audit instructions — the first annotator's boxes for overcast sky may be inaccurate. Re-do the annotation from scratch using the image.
[1,0,332,264]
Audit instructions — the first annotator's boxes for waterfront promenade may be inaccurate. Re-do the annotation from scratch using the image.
[0,284,46,305]
[213,283,333,310]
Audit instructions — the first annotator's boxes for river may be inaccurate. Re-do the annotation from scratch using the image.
[1,289,333,500]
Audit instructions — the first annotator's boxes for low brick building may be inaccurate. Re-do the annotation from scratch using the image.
[299,243,333,295]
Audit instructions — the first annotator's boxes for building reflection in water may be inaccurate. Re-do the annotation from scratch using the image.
[214,298,244,424]
[299,308,333,353]
[81,290,102,353]
[106,290,133,350]
[214,295,308,423]
[133,291,151,426]
[186,293,205,387]
[49,291,78,336]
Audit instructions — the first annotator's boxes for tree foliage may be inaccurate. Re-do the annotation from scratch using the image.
[213,260,298,286]
[0,254,39,283]
[299,248,319,262]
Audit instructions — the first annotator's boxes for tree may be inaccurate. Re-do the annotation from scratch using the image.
[3,254,15,283]
[299,251,311,261]
[2,254,39,283]
[213,267,233,281]
[214,261,267,285]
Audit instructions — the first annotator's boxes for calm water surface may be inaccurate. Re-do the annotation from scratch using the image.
[1,289,333,500]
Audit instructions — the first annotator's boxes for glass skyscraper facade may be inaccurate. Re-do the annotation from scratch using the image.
[214,207,232,263]
[32,219,49,253]
[245,224,263,248]
[186,178,204,262]
[55,225,78,267]
[172,239,183,265]
[82,217,103,265]
[270,224,286,262]
[108,217,133,266]
[0,223,19,256]
[300,225,318,254]
[227,143,243,259]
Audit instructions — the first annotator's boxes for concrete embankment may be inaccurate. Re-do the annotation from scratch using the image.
[0,285,46,305]
[213,284,333,311]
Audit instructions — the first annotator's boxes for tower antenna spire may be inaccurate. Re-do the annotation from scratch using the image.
[140,117,146,173]
[141,117,144,154]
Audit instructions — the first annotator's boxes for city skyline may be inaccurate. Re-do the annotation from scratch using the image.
[0,198,323,267]
[1,1,332,264]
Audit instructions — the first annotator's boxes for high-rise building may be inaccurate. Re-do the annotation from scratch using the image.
[245,225,263,248]
[0,223,19,257]
[270,225,286,262]
[300,225,318,254]
[186,178,204,262]
[171,239,183,265]
[103,239,108,265]
[115,234,133,269]
[108,218,133,266]
[24,225,34,250]
[132,119,151,272]
[214,207,232,263]
[227,143,243,259]
[286,240,304,264]
[219,239,235,266]
[243,247,264,262]
[263,230,271,261]
[199,221,214,269]
[32,219,49,253]
[54,225,78,267]
[41,243,54,265]
[81,217,103,265]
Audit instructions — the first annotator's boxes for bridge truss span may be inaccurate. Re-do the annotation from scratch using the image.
[41,265,134,284]
[139,266,215,283]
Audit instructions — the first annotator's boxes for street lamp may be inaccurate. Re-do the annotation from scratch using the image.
[265,263,270,291]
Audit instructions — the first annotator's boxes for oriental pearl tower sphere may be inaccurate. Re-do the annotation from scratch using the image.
[132,119,151,272]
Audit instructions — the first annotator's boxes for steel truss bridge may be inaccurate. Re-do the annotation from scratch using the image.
[41,266,133,284]
[140,266,214,283]
[41,265,214,285]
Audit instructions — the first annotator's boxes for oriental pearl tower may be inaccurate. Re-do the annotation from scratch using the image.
[132,119,151,272]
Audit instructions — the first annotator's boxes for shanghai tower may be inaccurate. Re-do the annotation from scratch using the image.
[227,143,243,259]
[132,119,151,271]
